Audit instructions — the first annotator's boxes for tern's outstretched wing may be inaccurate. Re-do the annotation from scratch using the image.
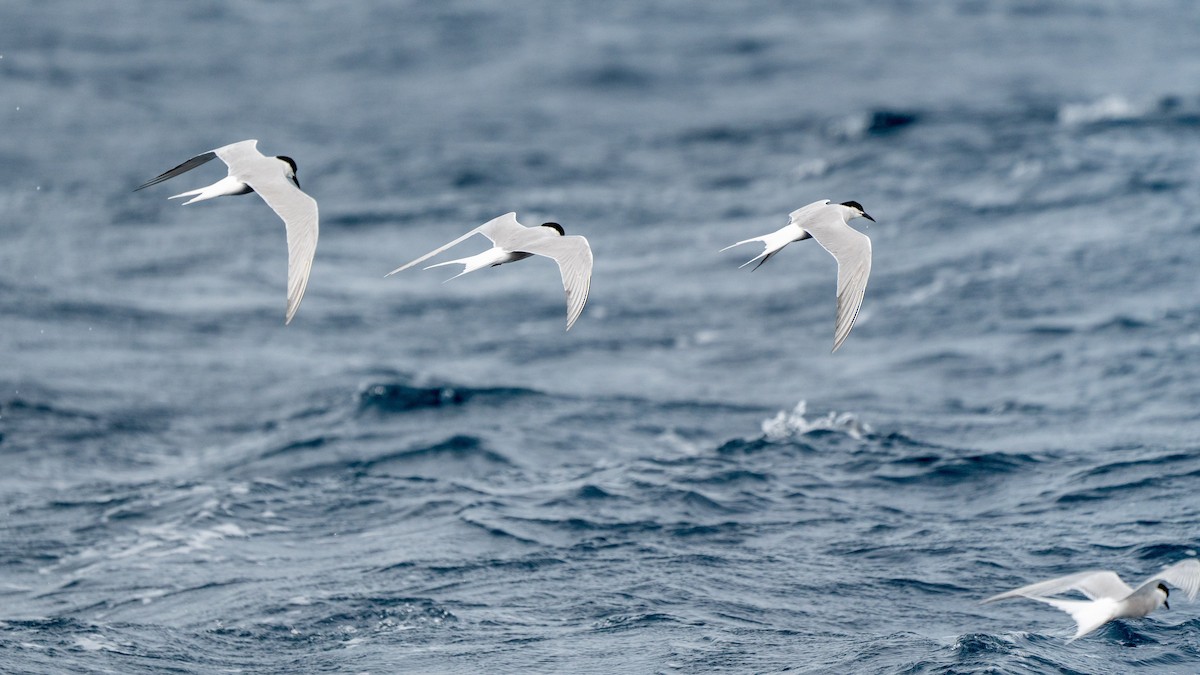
[797,205,872,352]
[982,570,1133,603]
[1141,559,1200,601]
[511,233,593,330]
[220,139,316,325]
[786,200,832,225]
[212,139,264,167]
[136,139,261,191]
[250,179,318,325]
[386,212,527,277]
[134,152,219,191]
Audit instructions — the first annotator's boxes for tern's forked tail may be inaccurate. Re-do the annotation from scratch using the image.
[423,252,492,281]
[168,176,252,205]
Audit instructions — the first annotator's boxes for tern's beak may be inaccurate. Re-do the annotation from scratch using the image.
[290,175,301,190]
[861,212,876,222]
[1165,599,1170,610]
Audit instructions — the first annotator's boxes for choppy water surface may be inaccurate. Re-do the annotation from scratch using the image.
[3,1,1200,672]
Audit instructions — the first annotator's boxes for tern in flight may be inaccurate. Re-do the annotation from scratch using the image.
[722,199,874,352]
[135,139,318,325]
[983,559,1200,641]
[387,212,593,331]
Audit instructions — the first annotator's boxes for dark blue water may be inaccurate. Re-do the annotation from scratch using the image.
[3,1,1200,672]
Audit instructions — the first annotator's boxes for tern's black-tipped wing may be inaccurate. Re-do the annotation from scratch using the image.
[134,151,218,191]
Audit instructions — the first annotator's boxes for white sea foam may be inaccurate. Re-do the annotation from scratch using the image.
[73,634,117,652]
[132,521,249,558]
[761,401,871,441]
[1058,95,1142,125]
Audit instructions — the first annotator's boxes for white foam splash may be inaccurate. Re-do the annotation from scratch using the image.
[73,634,117,652]
[1058,95,1142,125]
[761,401,871,441]
[124,521,249,558]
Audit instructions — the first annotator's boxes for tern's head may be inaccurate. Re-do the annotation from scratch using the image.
[541,222,565,236]
[276,156,300,189]
[1158,583,1170,610]
[840,200,875,223]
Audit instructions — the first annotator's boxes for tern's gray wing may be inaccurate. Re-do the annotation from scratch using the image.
[510,232,593,330]
[135,139,260,191]
[982,570,1133,603]
[134,151,218,191]
[1140,559,1200,601]
[786,199,832,225]
[477,212,532,245]
[797,207,872,352]
[212,139,265,168]
[234,156,319,325]
[386,212,527,276]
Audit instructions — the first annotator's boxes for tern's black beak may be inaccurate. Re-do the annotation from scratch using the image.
[862,212,876,222]
[1165,599,1170,610]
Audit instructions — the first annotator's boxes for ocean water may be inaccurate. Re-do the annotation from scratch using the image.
[3,1,1200,672]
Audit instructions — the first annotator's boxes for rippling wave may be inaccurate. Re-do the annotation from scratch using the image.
[3,1,1200,673]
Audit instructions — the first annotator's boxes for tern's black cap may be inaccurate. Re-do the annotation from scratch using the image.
[276,156,298,174]
[840,200,875,222]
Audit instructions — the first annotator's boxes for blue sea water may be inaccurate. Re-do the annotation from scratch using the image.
[3,1,1200,672]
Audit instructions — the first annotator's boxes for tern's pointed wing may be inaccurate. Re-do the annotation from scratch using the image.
[212,139,264,167]
[1141,559,1200,601]
[136,139,259,191]
[134,151,218,191]
[386,212,527,277]
[786,200,832,226]
[240,168,319,325]
[510,233,593,330]
[983,570,1133,603]
[797,207,872,352]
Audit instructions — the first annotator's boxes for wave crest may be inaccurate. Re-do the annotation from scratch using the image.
[760,401,872,442]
